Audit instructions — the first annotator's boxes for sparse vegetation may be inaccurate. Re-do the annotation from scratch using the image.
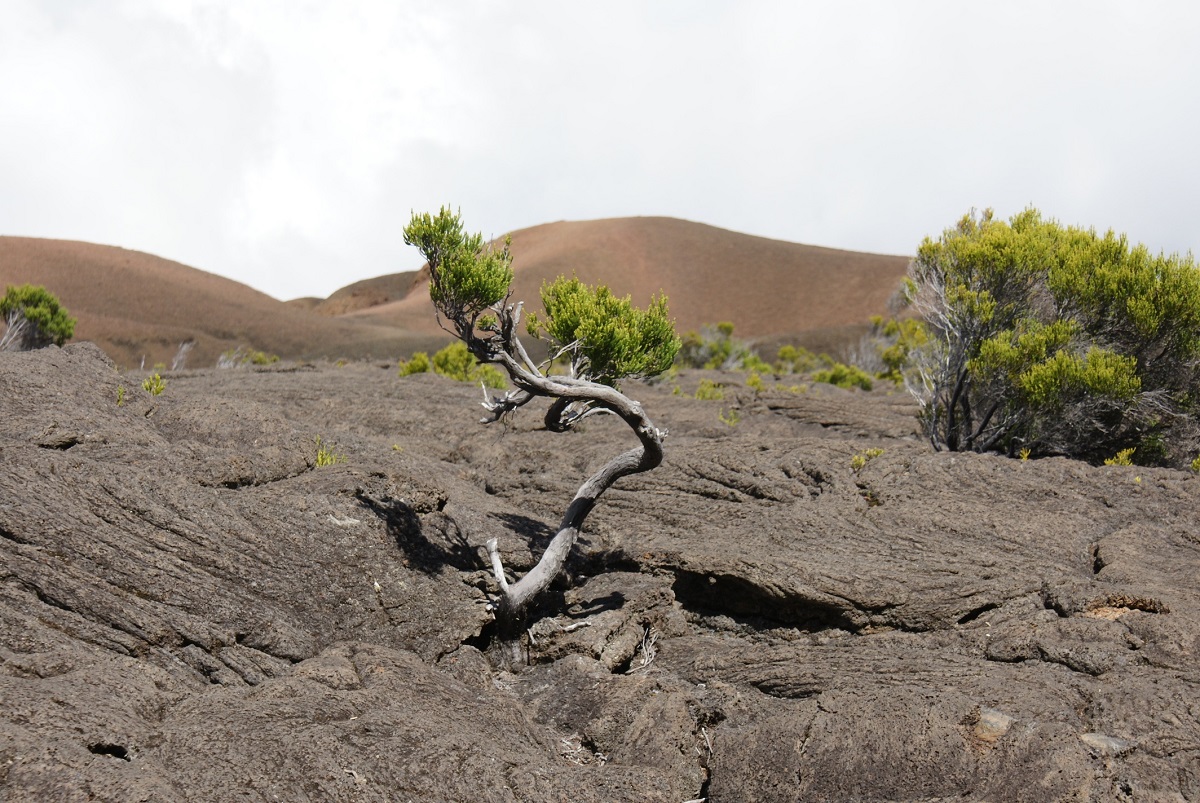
[1104,448,1136,467]
[859,316,929,384]
[903,207,1200,466]
[718,407,741,427]
[403,207,679,664]
[775,344,824,375]
[812,362,874,391]
[676,322,770,372]
[694,379,725,401]
[314,436,346,467]
[116,386,126,407]
[398,342,507,388]
[850,447,885,472]
[0,284,76,351]
[142,373,166,396]
[218,347,280,368]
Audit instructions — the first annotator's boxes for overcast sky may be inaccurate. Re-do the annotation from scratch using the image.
[3,1,1198,301]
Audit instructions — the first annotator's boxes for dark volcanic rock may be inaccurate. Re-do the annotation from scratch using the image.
[2,344,1198,801]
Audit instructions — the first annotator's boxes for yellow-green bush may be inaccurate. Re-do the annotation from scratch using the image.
[904,207,1200,465]
[399,342,506,389]
[812,362,873,391]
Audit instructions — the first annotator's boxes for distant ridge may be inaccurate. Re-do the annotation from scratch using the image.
[0,237,437,368]
[345,217,910,353]
[0,219,910,367]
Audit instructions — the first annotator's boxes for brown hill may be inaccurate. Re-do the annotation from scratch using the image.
[347,217,911,354]
[0,237,441,368]
[0,219,910,368]
[284,270,422,316]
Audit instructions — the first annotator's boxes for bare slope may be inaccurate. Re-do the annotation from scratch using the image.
[2,345,1197,800]
[349,217,911,349]
[0,237,434,368]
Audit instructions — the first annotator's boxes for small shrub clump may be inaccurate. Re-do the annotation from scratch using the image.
[775,344,826,375]
[676,322,770,372]
[1104,448,1136,467]
[218,347,280,368]
[694,379,725,401]
[398,342,507,388]
[142,373,166,396]
[812,362,874,391]
[850,447,885,472]
[314,436,346,467]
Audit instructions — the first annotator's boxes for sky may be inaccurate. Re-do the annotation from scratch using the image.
[2,1,1198,301]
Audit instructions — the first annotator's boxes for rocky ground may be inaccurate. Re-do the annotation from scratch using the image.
[1,343,1198,802]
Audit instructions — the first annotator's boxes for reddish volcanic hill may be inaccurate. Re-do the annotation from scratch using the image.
[0,219,910,367]
[0,237,438,368]
[349,217,911,352]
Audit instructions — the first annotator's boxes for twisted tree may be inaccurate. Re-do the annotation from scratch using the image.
[402,209,679,660]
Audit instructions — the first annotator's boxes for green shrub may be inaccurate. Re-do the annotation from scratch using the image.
[718,407,741,427]
[694,379,725,401]
[400,343,506,388]
[864,316,929,383]
[850,447,885,472]
[527,277,678,387]
[398,351,432,376]
[904,207,1200,464]
[142,373,166,396]
[218,347,280,368]
[675,322,766,371]
[1104,448,1136,467]
[0,284,75,350]
[812,362,874,391]
[314,436,346,467]
[775,344,823,374]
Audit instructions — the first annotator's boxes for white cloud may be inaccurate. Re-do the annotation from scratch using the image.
[2,0,1198,300]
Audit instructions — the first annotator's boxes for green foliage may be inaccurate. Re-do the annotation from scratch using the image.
[0,284,76,348]
[402,207,514,324]
[399,343,506,388]
[905,207,1200,464]
[746,372,764,393]
[1104,448,1135,467]
[775,344,824,374]
[718,407,741,427]
[812,362,874,391]
[851,448,885,472]
[866,317,929,383]
[314,436,346,467]
[694,379,725,401]
[141,373,166,396]
[219,347,280,368]
[398,351,432,376]
[676,322,766,371]
[116,386,126,407]
[405,209,679,391]
[432,341,507,388]
[527,276,680,386]
[1191,455,1200,474]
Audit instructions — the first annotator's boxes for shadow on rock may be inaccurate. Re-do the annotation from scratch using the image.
[356,491,478,575]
